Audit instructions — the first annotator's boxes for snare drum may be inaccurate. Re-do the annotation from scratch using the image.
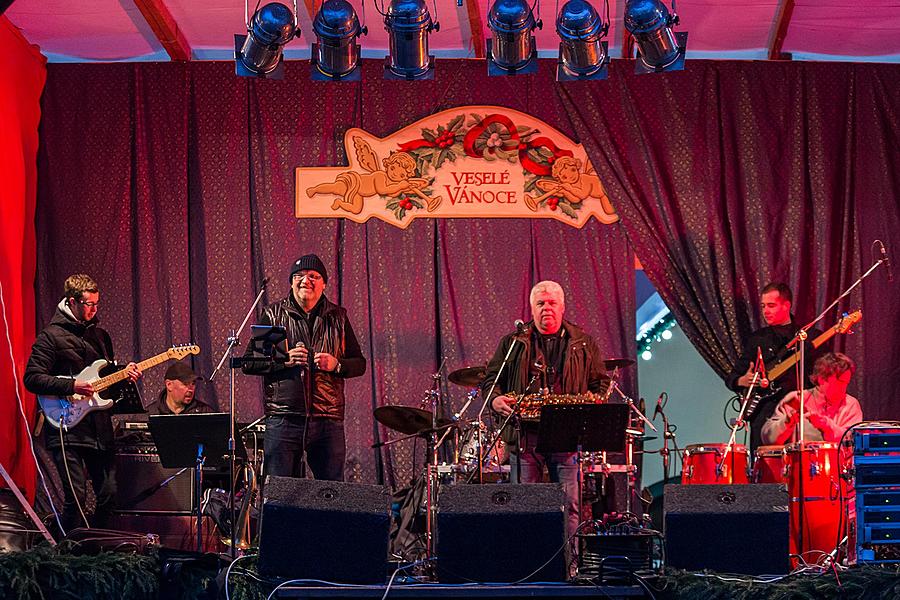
[681,443,749,485]
[752,445,786,484]
[784,441,845,562]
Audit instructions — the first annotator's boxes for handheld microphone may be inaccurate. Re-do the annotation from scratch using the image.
[262,276,271,286]
[878,240,893,282]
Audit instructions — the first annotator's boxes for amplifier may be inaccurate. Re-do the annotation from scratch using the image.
[848,488,900,564]
[577,529,663,582]
[113,453,194,514]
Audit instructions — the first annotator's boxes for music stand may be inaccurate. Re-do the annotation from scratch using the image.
[148,413,247,552]
[535,404,629,454]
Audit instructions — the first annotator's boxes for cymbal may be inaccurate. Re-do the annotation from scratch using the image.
[374,405,453,436]
[448,366,487,387]
[604,358,636,371]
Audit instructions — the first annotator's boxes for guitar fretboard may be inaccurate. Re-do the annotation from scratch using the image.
[91,351,174,392]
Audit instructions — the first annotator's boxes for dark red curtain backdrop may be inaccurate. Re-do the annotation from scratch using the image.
[0,17,45,501]
[557,61,900,419]
[33,58,900,484]
[35,60,636,485]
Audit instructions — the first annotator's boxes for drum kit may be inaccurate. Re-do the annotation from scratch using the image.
[372,357,658,563]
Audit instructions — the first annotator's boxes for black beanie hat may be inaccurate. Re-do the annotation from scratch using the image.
[289,254,328,284]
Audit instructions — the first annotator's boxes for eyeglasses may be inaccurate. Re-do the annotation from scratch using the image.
[77,300,100,307]
[292,273,323,282]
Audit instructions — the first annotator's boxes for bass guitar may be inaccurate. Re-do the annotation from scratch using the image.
[743,310,861,419]
[38,344,201,430]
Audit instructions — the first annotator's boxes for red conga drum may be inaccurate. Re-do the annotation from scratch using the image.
[681,443,749,485]
[784,441,845,564]
[752,445,786,484]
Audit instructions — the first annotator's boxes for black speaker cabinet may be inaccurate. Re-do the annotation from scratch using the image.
[664,483,790,574]
[435,483,567,583]
[258,477,391,584]
[113,453,194,513]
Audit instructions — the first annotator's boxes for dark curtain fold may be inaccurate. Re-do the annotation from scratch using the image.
[35,60,635,486]
[561,60,900,419]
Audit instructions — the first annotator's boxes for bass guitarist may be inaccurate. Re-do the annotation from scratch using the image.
[725,282,829,454]
[24,274,141,533]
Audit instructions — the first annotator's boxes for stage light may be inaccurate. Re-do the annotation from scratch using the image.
[383,0,438,80]
[235,1,300,79]
[661,329,673,340]
[555,0,609,81]
[312,0,367,81]
[642,350,653,361]
[487,0,540,76]
[623,0,687,74]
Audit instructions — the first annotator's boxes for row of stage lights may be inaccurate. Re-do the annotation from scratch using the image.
[235,0,687,81]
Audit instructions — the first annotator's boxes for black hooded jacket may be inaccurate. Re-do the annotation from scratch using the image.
[24,301,116,449]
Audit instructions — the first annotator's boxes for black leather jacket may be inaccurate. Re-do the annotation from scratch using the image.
[24,302,116,449]
[243,295,365,419]
[481,319,611,447]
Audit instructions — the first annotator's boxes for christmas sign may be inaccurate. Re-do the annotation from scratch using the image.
[296,106,618,228]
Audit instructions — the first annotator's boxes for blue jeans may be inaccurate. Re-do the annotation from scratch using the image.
[510,449,581,542]
[264,415,345,481]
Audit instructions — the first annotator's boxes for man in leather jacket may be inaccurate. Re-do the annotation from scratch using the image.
[24,274,141,533]
[484,280,610,543]
[244,254,365,481]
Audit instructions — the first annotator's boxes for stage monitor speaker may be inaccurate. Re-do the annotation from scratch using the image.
[258,477,391,584]
[113,453,194,513]
[435,483,567,583]
[664,483,790,575]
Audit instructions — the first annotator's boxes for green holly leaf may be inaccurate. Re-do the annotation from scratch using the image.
[435,148,451,169]
[448,114,464,131]
[421,129,437,142]
[409,198,424,209]
[387,200,400,210]
[524,178,539,193]
[470,113,484,126]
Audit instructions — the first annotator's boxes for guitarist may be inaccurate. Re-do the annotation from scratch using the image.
[725,283,829,454]
[23,274,141,533]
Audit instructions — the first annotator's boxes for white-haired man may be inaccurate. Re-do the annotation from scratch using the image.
[483,281,611,547]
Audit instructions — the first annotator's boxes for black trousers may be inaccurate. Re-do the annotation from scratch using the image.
[263,415,346,481]
[51,445,116,533]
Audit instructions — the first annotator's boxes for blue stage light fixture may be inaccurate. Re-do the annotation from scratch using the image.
[312,0,367,81]
[383,0,438,80]
[487,0,540,76]
[556,0,609,81]
[623,0,687,74]
[235,1,300,79]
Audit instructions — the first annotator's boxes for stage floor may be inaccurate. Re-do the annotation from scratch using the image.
[272,583,647,599]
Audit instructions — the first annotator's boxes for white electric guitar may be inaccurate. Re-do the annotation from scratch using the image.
[38,344,201,430]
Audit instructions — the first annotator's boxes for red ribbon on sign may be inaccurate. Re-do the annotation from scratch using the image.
[462,114,573,176]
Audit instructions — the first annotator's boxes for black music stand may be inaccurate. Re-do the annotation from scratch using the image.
[535,404,629,455]
[148,413,246,552]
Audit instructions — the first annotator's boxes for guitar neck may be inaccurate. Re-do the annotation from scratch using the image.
[767,328,835,381]
[92,351,172,392]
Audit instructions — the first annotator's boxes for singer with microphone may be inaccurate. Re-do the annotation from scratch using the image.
[242,254,366,481]
[724,282,829,454]
[482,280,610,545]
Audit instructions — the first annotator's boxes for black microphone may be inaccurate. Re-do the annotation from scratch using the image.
[878,241,893,282]
[262,276,270,286]
[514,319,526,334]
[653,392,664,421]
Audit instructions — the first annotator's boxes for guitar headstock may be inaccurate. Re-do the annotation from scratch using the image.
[835,310,862,334]
[168,344,201,360]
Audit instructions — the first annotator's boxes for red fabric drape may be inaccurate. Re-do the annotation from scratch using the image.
[0,16,46,501]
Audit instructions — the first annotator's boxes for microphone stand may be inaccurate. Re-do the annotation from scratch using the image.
[209,277,268,558]
[720,367,764,475]
[475,331,525,483]
[785,253,885,442]
[467,374,540,484]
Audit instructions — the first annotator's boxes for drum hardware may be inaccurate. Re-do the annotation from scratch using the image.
[721,346,767,473]
[601,358,634,401]
[607,382,656,514]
